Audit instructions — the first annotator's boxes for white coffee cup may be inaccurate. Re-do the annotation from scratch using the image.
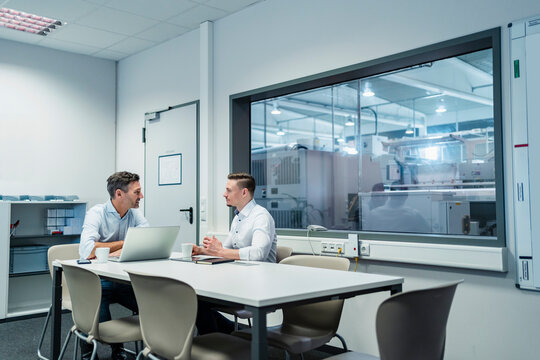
[181,243,193,259]
[95,247,110,263]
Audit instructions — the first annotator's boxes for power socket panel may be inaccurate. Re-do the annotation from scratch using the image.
[320,235,359,257]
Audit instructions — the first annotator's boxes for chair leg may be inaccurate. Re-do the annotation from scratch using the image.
[247,317,252,328]
[58,330,73,360]
[37,305,52,360]
[234,315,239,332]
[72,336,77,360]
[89,339,98,360]
[136,350,144,360]
[334,333,348,351]
[285,350,291,360]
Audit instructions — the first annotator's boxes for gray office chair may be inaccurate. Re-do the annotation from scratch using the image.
[126,270,251,360]
[325,280,462,360]
[37,243,79,360]
[57,263,142,360]
[216,245,294,330]
[234,255,350,359]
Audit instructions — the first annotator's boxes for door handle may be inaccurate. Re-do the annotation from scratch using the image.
[179,207,193,224]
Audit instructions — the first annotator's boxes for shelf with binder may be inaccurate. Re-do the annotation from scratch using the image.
[0,200,86,319]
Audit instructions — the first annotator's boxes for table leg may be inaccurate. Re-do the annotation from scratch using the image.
[390,283,403,295]
[50,265,63,360]
[250,307,268,360]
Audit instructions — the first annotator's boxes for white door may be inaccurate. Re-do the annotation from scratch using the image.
[144,102,198,251]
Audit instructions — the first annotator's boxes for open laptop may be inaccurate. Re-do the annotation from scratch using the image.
[109,226,180,262]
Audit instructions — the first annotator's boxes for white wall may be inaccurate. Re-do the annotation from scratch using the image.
[116,0,540,358]
[0,39,116,206]
[116,30,200,189]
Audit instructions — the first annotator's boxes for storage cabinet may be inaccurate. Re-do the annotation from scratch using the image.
[0,201,86,319]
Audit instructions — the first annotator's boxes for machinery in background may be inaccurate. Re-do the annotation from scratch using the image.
[252,145,359,230]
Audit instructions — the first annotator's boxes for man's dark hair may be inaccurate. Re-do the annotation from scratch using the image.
[228,172,256,196]
[107,171,140,198]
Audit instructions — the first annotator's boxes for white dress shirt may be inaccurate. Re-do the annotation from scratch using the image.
[223,199,277,262]
[79,200,149,259]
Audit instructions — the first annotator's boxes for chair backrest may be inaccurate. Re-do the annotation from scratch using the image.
[61,263,102,339]
[127,271,197,360]
[279,255,350,333]
[376,280,462,360]
[48,244,80,309]
[276,246,293,263]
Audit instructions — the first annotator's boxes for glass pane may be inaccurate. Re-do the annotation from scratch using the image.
[251,48,496,239]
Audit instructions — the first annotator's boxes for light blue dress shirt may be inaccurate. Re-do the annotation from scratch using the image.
[79,200,149,259]
[223,199,277,262]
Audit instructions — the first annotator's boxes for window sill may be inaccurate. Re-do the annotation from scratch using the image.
[277,235,507,272]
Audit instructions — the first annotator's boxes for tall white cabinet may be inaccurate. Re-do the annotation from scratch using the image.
[0,201,86,319]
[510,15,540,291]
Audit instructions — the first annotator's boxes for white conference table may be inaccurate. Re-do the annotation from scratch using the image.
[50,255,403,359]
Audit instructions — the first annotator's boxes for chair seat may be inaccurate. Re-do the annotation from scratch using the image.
[214,307,253,319]
[192,332,251,360]
[97,315,142,344]
[325,352,380,360]
[234,324,335,354]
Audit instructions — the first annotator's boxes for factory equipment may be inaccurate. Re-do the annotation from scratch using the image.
[251,146,359,230]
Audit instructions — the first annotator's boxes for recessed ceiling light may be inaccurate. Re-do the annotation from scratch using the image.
[0,7,63,36]
[435,105,447,113]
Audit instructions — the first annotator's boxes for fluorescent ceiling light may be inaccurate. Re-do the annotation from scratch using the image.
[276,127,285,136]
[405,124,414,134]
[271,101,281,115]
[0,7,63,36]
[345,116,355,126]
[435,105,447,113]
[362,88,375,97]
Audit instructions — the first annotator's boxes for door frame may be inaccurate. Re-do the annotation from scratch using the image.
[143,100,200,245]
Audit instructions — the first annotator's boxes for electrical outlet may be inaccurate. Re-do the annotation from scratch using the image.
[360,242,370,256]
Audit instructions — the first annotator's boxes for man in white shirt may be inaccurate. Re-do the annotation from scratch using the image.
[79,171,148,360]
[194,172,277,334]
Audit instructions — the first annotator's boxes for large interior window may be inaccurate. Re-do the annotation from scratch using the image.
[232,29,503,247]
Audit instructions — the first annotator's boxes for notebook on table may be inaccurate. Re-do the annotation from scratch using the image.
[193,256,235,265]
[109,226,179,262]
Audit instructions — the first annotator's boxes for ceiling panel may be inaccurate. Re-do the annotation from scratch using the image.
[105,0,197,21]
[37,37,101,55]
[167,4,227,28]
[47,23,126,48]
[107,36,156,54]
[205,0,261,12]
[135,22,190,42]
[75,6,158,35]
[0,0,266,60]
[93,48,129,60]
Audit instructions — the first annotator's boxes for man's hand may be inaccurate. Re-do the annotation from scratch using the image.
[192,244,205,256]
[110,249,122,257]
[202,235,224,256]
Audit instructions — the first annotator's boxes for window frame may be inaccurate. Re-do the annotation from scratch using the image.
[230,28,504,248]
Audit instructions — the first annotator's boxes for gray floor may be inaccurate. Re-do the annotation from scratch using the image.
[0,304,334,359]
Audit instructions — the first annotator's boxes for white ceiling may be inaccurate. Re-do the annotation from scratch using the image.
[0,0,265,60]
